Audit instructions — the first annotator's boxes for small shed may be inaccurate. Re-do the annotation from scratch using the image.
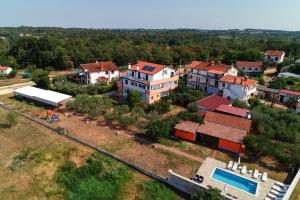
[174,121,200,142]
[14,86,72,107]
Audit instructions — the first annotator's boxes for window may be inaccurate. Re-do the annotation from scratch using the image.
[157,95,159,97]
[105,71,108,75]
[249,68,251,71]
[151,96,153,100]
[255,68,258,71]
[131,71,134,76]
[125,80,128,85]
[138,72,141,79]
[171,72,175,77]
[146,75,148,80]
[242,67,245,70]
[111,70,114,74]
[222,83,225,87]
[275,57,278,61]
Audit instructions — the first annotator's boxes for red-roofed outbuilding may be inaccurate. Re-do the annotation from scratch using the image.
[196,95,231,112]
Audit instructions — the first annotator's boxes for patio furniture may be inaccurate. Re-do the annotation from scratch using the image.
[272,185,288,193]
[192,175,204,184]
[248,169,253,174]
[253,169,259,179]
[275,181,290,189]
[270,189,284,197]
[241,165,247,174]
[261,172,268,182]
[232,162,238,171]
[267,192,277,199]
[227,161,234,169]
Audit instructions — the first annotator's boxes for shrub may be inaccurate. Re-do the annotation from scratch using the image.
[137,180,179,200]
[146,120,172,139]
[192,188,223,200]
[232,99,249,109]
[6,111,18,128]
[177,111,203,123]
[187,102,199,113]
[148,100,170,114]
[56,155,132,200]
[8,69,17,78]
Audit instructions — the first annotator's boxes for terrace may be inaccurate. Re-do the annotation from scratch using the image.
[196,157,286,200]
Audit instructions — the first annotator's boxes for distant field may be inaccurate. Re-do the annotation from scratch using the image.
[0,108,181,200]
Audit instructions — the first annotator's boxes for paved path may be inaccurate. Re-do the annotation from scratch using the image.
[0,81,35,95]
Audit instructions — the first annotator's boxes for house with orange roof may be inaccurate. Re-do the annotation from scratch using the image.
[236,61,263,74]
[118,61,179,104]
[218,75,258,101]
[0,66,12,75]
[187,61,237,94]
[264,50,285,64]
[76,61,119,84]
[174,112,252,154]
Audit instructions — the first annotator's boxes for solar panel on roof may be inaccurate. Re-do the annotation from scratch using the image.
[142,66,155,72]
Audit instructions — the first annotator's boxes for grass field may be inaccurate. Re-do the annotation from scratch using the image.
[0,108,182,200]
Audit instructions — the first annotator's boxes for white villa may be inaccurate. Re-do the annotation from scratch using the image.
[118,61,179,104]
[218,75,258,101]
[264,50,285,64]
[236,61,263,74]
[76,61,119,84]
[0,66,12,75]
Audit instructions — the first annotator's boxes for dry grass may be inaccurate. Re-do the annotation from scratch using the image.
[0,108,151,200]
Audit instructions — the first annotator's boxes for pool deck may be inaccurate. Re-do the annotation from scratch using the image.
[196,157,276,200]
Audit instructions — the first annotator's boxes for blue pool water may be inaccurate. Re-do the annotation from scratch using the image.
[212,168,258,195]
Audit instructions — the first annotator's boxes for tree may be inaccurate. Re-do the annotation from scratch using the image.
[32,69,50,89]
[127,90,142,107]
[148,100,170,114]
[6,111,17,128]
[146,120,172,139]
[187,102,199,113]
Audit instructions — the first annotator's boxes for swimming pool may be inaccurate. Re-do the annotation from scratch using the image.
[211,168,258,195]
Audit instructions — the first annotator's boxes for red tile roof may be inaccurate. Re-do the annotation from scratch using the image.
[196,95,231,111]
[174,121,200,133]
[265,50,285,57]
[0,66,10,70]
[197,122,247,143]
[204,112,252,132]
[220,75,258,86]
[80,61,118,72]
[279,90,300,96]
[189,61,231,74]
[216,105,249,118]
[236,61,263,68]
[131,61,167,75]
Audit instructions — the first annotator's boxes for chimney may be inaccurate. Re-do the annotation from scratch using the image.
[128,63,131,70]
[136,64,139,71]
[96,60,99,63]
[209,61,214,66]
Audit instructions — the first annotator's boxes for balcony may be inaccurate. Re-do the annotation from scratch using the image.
[121,74,149,84]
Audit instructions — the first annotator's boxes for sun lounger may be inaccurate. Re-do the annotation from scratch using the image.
[227,161,234,169]
[232,162,238,171]
[253,169,259,179]
[275,181,289,189]
[272,185,288,193]
[261,172,268,182]
[270,189,284,197]
[241,165,247,174]
[267,192,277,199]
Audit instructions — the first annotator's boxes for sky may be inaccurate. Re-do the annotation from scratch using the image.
[0,0,300,31]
